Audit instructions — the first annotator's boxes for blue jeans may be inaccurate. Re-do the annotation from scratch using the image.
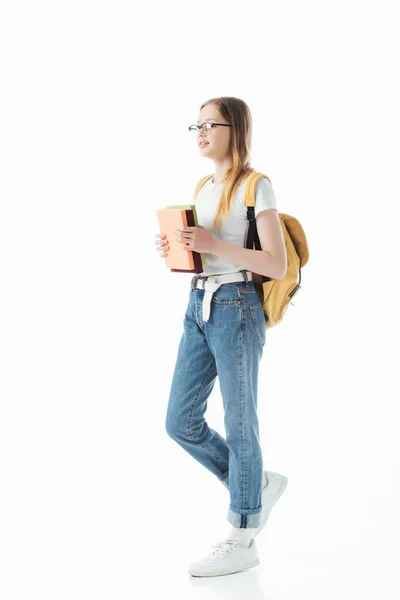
[165,271,267,528]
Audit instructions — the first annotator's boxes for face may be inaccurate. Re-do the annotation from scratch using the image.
[196,104,231,159]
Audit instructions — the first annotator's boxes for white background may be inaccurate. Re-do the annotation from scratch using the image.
[1,1,399,598]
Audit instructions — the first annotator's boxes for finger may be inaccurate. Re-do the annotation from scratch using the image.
[177,232,191,240]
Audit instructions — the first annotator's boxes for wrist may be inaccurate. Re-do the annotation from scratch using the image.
[211,235,222,256]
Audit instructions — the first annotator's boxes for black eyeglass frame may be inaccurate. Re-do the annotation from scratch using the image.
[188,122,232,136]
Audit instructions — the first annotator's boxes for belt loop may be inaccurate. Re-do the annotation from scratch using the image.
[241,269,249,284]
[202,278,206,290]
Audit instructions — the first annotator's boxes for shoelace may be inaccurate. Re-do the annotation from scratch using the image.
[207,536,241,562]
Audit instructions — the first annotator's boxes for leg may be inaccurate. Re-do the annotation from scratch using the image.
[205,284,266,528]
[165,290,230,485]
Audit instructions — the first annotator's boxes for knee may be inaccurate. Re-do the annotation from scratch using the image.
[165,412,182,441]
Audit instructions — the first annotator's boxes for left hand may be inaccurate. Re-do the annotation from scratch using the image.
[175,226,215,253]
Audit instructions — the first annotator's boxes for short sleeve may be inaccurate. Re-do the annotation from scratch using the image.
[254,177,277,217]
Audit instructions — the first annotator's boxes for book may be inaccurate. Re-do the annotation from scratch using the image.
[168,209,200,273]
[156,208,195,270]
[166,204,206,273]
[156,204,205,274]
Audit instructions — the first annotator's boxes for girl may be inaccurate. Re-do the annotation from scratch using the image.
[155,97,288,577]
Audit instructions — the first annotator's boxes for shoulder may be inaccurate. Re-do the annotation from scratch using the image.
[254,176,277,213]
[255,176,274,193]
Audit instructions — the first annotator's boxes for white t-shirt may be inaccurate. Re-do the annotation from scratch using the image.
[195,173,278,276]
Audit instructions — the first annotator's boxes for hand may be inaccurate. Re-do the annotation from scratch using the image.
[155,232,169,258]
[175,226,215,253]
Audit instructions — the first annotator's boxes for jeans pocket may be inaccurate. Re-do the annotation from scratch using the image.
[211,284,241,305]
[249,302,266,347]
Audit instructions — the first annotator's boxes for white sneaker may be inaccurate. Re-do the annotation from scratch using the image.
[188,536,260,577]
[253,470,288,537]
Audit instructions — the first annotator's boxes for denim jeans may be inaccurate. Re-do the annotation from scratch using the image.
[165,271,267,528]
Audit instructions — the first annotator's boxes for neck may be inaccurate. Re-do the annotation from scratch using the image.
[212,156,233,185]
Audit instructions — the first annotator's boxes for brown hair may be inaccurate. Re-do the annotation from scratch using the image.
[199,96,255,230]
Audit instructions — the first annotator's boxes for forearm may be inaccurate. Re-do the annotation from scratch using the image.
[212,238,285,279]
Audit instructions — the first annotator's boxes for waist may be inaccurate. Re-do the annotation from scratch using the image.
[190,270,252,290]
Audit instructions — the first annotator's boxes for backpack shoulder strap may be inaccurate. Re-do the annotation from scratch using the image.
[194,174,214,200]
[244,172,272,207]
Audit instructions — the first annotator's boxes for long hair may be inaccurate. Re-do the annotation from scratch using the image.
[199,96,254,231]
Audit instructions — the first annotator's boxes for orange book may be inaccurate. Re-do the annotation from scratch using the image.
[156,209,195,270]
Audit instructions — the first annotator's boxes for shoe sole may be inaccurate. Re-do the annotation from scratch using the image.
[188,557,260,577]
[253,473,288,537]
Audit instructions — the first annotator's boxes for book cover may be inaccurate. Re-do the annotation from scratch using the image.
[170,209,203,274]
[156,208,195,270]
[165,204,206,268]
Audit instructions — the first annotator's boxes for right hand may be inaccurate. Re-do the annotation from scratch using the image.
[155,232,169,258]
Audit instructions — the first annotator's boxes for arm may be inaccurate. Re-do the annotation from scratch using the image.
[211,209,287,279]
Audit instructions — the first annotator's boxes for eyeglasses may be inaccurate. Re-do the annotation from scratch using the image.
[188,122,232,138]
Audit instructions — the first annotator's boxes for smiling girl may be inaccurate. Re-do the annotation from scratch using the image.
[156,97,288,577]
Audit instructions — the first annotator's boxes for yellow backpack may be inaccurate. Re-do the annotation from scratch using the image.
[194,171,309,328]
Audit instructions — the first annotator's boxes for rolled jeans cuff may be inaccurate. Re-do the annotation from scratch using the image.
[227,506,262,528]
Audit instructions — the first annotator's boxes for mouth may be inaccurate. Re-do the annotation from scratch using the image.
[199,142,209,148]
